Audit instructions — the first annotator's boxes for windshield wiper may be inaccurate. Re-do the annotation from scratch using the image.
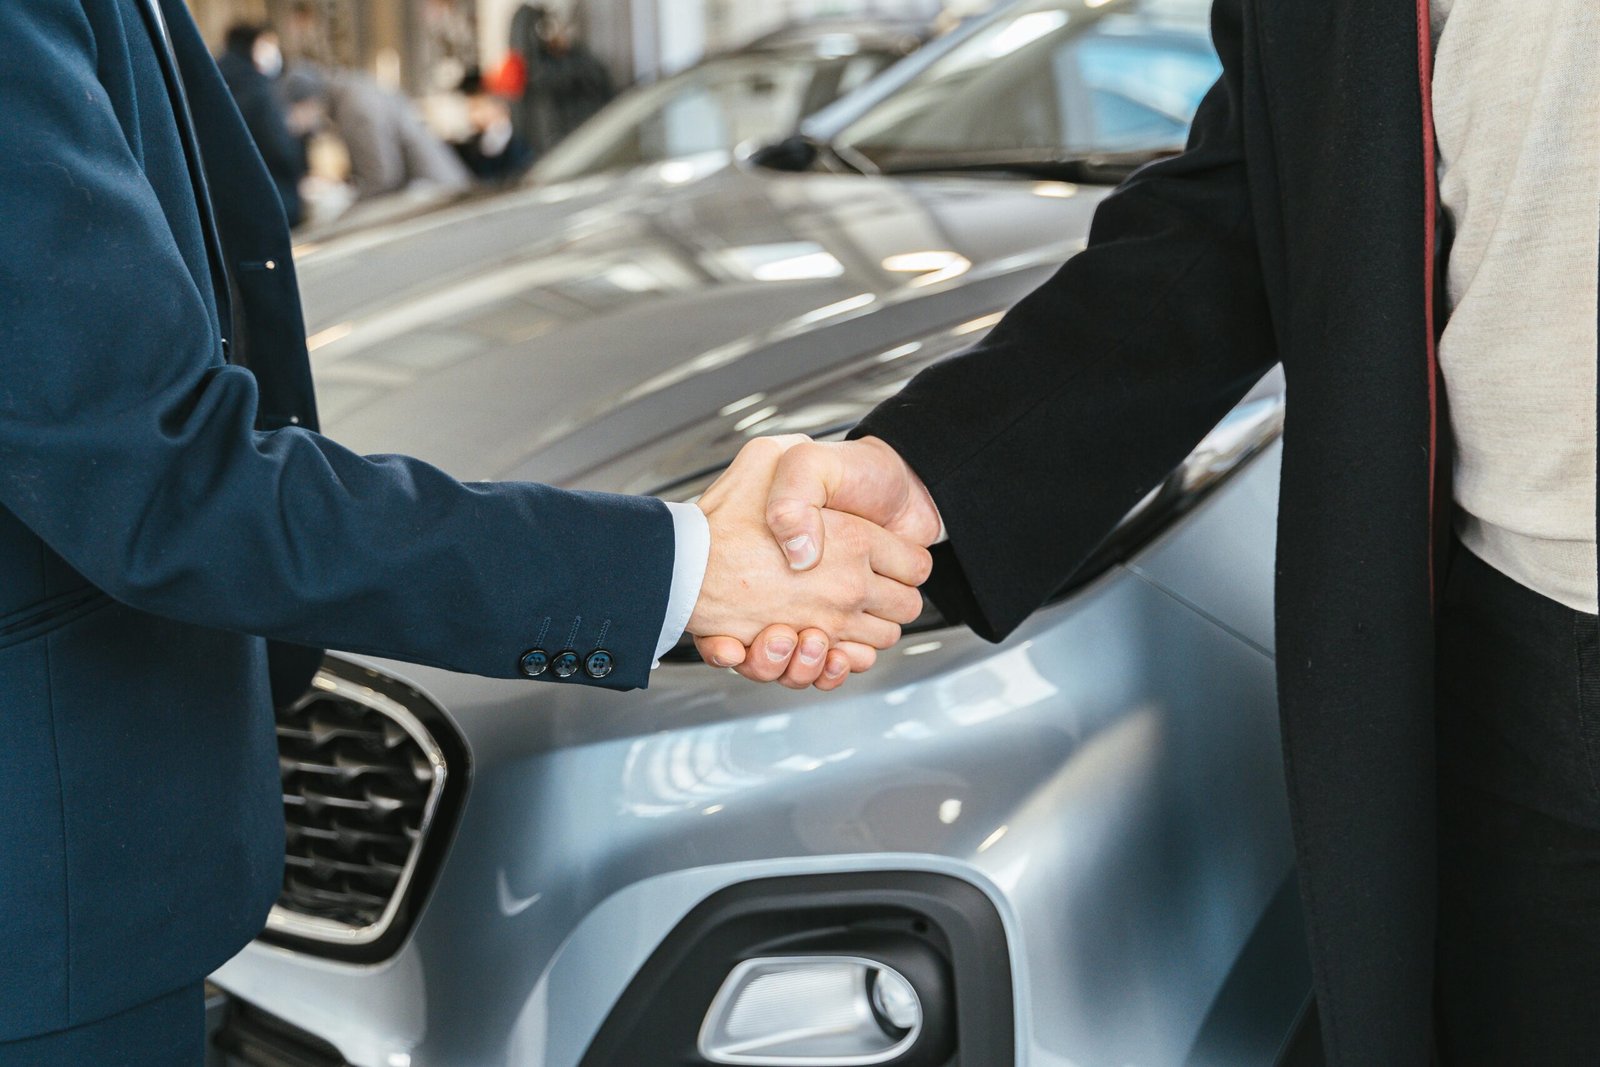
[826,140,881,176]
[870,148,1182,184]
[750,134,881,176]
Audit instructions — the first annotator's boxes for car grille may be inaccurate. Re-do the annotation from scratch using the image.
[210,989,351,1067]
[267,662,451,949]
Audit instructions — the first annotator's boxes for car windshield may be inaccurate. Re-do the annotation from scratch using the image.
[833,0,1219,174]
[534,46,899,185]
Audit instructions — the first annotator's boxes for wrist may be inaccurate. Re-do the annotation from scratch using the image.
[657,501,712,662]
[854,436,944,546]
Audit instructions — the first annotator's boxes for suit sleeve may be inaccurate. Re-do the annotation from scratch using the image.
[852,0,1276,642]
[0,0,672,690]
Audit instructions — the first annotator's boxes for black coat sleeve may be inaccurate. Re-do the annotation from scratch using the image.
[853,0,1275,642]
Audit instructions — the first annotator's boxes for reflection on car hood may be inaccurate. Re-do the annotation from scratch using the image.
[294,163,1106,492]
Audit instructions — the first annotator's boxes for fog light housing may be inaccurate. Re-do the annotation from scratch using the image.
[699,956,924,1065]
[869,968,921,1033]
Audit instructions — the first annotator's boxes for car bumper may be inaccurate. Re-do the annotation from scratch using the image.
[213,445,1295,1067]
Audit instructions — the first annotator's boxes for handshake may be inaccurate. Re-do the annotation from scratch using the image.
[685,434,943,690]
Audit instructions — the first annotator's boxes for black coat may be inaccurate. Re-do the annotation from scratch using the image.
[858,0,1451,1062]
[508,4,614,155]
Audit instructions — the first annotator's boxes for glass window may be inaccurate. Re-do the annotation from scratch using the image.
[834,0,1219,170]
[1067,31,1222,150]
[536,49,897,184]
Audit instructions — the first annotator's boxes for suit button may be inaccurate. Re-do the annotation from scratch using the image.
[584,650,615,680]
[552,650,582,679]
[519,649,550,678]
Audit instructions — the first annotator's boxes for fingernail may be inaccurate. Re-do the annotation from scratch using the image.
[766,638,796,662]
[784,534,816,569]
[798,638,826,665]
[825,661,847,679]
[711,655,734,668]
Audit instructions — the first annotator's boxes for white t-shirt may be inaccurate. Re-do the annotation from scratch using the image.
[1431,0,1600,612]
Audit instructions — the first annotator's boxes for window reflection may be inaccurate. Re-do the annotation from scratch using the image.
[836,0,1218,167]
[535,49,904,186]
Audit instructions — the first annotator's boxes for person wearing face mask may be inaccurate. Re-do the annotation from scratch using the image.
[216,24,306,228]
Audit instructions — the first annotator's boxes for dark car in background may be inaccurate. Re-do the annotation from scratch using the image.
[209,2,1320,1065]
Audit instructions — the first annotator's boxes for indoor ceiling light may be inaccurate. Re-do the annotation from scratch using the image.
[880,251,964,273]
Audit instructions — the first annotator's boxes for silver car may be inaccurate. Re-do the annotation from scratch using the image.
[210,2,1315,1065]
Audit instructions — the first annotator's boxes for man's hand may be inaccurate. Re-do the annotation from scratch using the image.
[766,437,942,570]
[687,437,932,688]
[693,436,941,687]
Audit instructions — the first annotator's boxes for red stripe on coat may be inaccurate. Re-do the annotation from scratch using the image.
[1417,0,1440,603]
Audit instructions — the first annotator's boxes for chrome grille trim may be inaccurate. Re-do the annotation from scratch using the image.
[267,668,449,947]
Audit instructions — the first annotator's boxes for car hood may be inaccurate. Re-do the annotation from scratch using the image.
[293,163,1107,493]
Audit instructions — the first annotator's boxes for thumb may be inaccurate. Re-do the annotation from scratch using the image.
[695,634,748,669]
[765,441,841,571]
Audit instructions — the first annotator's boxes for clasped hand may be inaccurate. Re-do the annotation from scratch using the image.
[685,434,941,690]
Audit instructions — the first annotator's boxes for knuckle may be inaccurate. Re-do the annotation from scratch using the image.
[790,439,825,465]
[737,438,775,465]
[774,442,815,478]
[766,498,807,531]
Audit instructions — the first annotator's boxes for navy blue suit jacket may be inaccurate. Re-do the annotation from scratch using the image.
[0,0,673,1040]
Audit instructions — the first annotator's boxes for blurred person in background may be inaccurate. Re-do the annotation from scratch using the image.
[281,65,473,204]
[506,3,550,148]
[533,14,614,144]
[507,3,614,157]
[281,1,334,67]
[452,68,535,183]
[216,23,306,227]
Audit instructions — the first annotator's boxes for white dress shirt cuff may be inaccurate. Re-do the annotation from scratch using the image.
[655,502,711,665]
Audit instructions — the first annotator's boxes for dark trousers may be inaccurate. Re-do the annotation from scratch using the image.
[0,984,202,1066]
[1436,543,1600,1064]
